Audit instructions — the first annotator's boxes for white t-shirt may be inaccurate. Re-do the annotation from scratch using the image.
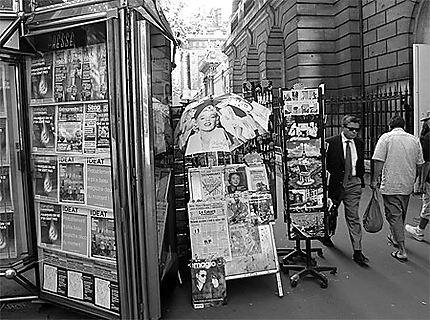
[372,128,424,195]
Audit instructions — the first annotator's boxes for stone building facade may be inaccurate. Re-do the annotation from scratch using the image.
[224,0,430,97]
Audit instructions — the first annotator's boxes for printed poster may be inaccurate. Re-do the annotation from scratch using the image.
[286,140,321,158]
[249,193,274,225]
[84,103,110,154]
[290,211,325,238]
[224,164,248,194]
[34,156,58,201]
[0,218,16,259]
[229,223,261,258]
[284,114,321,141]
[246,165,269,192]
[65,48,83,102]
[81,43,108,101]
[32,106,56,152]
[282,88,319,115]
[288,187,324,213]
[226,193,251,225]
[39,202,61,248]
[53,50,68,102]
[57,105,84,153]
[287,157,323,189]
[188,201,231,260]
[62,206,88,256]
[188,166,224,201]
[190,258,226,309]
[59,157,85,204]
[91,211,116,260]
[68,270,84,300]
[30,53,54,104]
[86,158,112,209]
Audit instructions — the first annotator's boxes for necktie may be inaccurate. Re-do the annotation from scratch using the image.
[343,140,352,187]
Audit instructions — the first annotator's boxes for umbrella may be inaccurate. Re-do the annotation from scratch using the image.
[174,93,271,156]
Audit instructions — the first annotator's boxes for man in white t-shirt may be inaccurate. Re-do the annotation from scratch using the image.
[371,115,424,262]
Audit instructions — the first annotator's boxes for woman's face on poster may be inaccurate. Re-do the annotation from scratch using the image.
[196,109,218,132]
[230,173,241,186]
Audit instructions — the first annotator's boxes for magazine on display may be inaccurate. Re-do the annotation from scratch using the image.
[0,167,12,212]
[188,200,231,260]
[65,48,83,102]
[57,105,84,153]
[190,258,226,309]
[0,218,16,259]
[226,192,252,225]
[39,202,62,248]
[188,166,224,201]
[54,50,68,102]
[229,222,261,258]
[290,211,325,238]
[30,53,54,104]
[62,205,89,256]
[81,43,108,101]
[59,157,85,204]
[282,88,319,115]
[287,158,323,190]
[224,164,248,195]
[246,165,269,192]
[84,104,110,155]
[32,106,56,152]
[249,192,274,225]
[90,210,116,261]
[288,187,324,213]
[86,158,113,209]
[286,140,321,158]
[34,156,58,201]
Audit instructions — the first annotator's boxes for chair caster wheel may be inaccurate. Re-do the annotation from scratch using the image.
[320,282,328,289]
[290,280,298,288]
[290,274,299,287]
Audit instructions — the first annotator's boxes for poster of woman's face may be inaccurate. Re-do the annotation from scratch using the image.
[224,165,248,194]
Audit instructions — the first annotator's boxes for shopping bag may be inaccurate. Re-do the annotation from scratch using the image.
[363,189,383,233]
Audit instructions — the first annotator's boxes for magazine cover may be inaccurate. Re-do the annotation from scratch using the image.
[32,106,56,152]
[246,165,269,192]
[86,158,113,209]
[290,211,325,238]
[81,43,108,101]
[188,200,231,260]
[57,105,84,153]
[84,103,110,154]
[287,158,323,189]
[284,114,321,141]
[226,193,251,225]
[91,214,116,260]
[0,118,8,164]
[39,202,61,248]
[64,48,83,102]
[249,193,274,224]
[188,166,224,201]
[34,156,58,201]
[288,187,324,213]
[53,50,68,102]
[0,167,12,212]
[30,53,54,104]
[224,164,248,194]
[59,158,85,204]
[0,218,17,259]
[229,222,261,257]
[286,140,321,158]
[190,258,226,309]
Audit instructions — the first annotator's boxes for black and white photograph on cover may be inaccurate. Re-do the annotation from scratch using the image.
[31,106,56,152]
[226,193,251,225]
[229,222,261,257]
[59,161,85,204]
[288,188,324,213]
[57,105,84,153]
[91,217,116,260]
[39,203,61,248]
[34,156,58,201]
[290,211,325,238]
[286,140,321,158]
[190,258,226,309]
[287,158,323,189]
[224,164,248,194]
[249,193,274,224]
[284,114,321,141]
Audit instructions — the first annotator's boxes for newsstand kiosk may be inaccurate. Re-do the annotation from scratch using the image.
[0,1,177,319]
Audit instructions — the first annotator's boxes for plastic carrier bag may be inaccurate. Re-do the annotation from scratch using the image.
[363,189,384,233]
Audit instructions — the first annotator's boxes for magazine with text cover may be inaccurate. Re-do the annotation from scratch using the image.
[64,48,83,102]
[84,103,110,154]
[34,155,58,201]
[54,50,68,102]
[188,166,224,201]
[81,44,108,101]
[249,192,274,224]
[190,258,226,309]
[39,202,62,248]
[30,53,54,104]
[32,106,56,152]
[226,192,251,225]
[246,165,269,192]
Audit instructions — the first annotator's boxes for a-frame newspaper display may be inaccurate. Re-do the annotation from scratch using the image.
[279,84,329,240]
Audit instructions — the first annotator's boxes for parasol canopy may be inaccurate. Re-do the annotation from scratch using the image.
[174,93,271,156]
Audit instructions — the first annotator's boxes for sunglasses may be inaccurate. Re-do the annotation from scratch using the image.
[345,126,360,132]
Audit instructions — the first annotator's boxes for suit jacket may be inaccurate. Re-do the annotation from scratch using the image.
[326,135,365,202]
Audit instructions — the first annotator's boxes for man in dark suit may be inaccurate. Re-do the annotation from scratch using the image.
[323,115,369,265]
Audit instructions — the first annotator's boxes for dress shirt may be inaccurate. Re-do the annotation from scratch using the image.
[341,132,357,176]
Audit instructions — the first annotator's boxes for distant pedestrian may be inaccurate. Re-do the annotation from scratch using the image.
[405,112,430,241]
[371,115,424,262]
[323,115,368,265]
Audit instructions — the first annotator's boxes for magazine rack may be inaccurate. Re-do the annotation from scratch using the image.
[277,84,337,288]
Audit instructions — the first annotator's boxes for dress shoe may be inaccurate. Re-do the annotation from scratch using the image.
[353,251,369,264]
[320,237,335,248]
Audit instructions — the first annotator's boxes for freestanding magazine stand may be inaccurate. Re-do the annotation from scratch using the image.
[278,84,337,288]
